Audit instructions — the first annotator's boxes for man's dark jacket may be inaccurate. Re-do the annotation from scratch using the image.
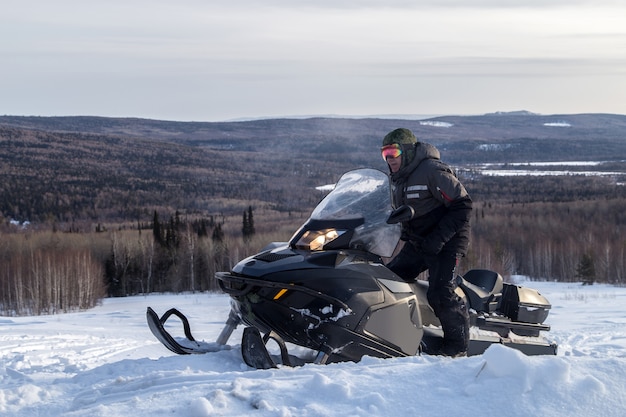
[389,142,472,256]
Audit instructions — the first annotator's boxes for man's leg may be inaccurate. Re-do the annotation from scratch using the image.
[426,253,469,356]
[386,242,428,282]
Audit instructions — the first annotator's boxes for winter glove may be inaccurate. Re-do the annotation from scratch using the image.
[386,205,415,224]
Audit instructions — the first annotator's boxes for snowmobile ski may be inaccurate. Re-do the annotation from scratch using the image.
[241,327,278,369]
[241,327,320,369]
[146,307,234,355]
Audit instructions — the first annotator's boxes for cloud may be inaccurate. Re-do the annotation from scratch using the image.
[1,0,625,120]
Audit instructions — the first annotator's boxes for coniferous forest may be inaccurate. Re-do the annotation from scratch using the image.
[1,114,625,315]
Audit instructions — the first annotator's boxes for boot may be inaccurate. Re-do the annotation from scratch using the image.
[436,341,467,358]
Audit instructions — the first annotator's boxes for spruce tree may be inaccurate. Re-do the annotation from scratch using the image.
[212,224,224,243]
[247,206,255,236]
[242,205,255,242]
[152,210,163,245]
[576,253,596,285]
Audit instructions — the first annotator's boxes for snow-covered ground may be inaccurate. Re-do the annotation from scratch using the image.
[2,279,626,417]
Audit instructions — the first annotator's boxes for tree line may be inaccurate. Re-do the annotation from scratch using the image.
[0,233,106,316]
[465,198,626,284]
[2,192,625,316]
[0,207,295,315]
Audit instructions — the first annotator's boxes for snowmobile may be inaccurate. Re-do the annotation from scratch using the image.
[147,168,557,369]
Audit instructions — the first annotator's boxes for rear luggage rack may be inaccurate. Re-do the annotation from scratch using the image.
[476,316,550,337]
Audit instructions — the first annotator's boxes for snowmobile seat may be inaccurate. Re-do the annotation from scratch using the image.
[458,269,503,313]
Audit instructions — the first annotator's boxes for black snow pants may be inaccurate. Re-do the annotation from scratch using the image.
[386,241,470,355]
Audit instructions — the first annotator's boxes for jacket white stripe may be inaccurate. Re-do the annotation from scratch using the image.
[406,185,427,191]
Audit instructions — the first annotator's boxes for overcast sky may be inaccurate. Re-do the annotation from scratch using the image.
[1,0,625,121]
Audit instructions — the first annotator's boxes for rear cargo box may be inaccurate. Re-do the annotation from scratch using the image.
[501,284,551,324]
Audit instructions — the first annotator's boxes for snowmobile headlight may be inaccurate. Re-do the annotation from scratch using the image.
[295,229,345,251]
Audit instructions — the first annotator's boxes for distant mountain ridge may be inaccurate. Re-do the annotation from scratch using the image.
[1,113,625,225]
[2,112,625,166]
[2,112,625,147]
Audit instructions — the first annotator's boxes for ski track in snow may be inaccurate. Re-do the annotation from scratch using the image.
[1,283,626,416]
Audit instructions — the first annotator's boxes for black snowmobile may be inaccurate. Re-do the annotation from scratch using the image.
[147,168,557,369]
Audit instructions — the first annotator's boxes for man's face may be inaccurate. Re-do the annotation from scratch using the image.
[381,143,403,173]
[386,155,402,173]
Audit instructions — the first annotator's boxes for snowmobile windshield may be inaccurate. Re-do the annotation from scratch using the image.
[307,168,401,258]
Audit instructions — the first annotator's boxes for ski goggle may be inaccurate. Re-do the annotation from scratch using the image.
[381,144,402,160]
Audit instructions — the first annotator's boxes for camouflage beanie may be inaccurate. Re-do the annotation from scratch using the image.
[382,128,417,146]
[382,128,417,168]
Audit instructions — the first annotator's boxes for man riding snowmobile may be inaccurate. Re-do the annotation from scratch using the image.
[382,128,472,357]
[147,169,557,368]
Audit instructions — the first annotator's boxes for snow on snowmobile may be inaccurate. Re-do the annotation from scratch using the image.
[147,168,557,369]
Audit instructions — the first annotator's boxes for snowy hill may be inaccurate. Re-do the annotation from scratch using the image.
[1,279,626,416]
